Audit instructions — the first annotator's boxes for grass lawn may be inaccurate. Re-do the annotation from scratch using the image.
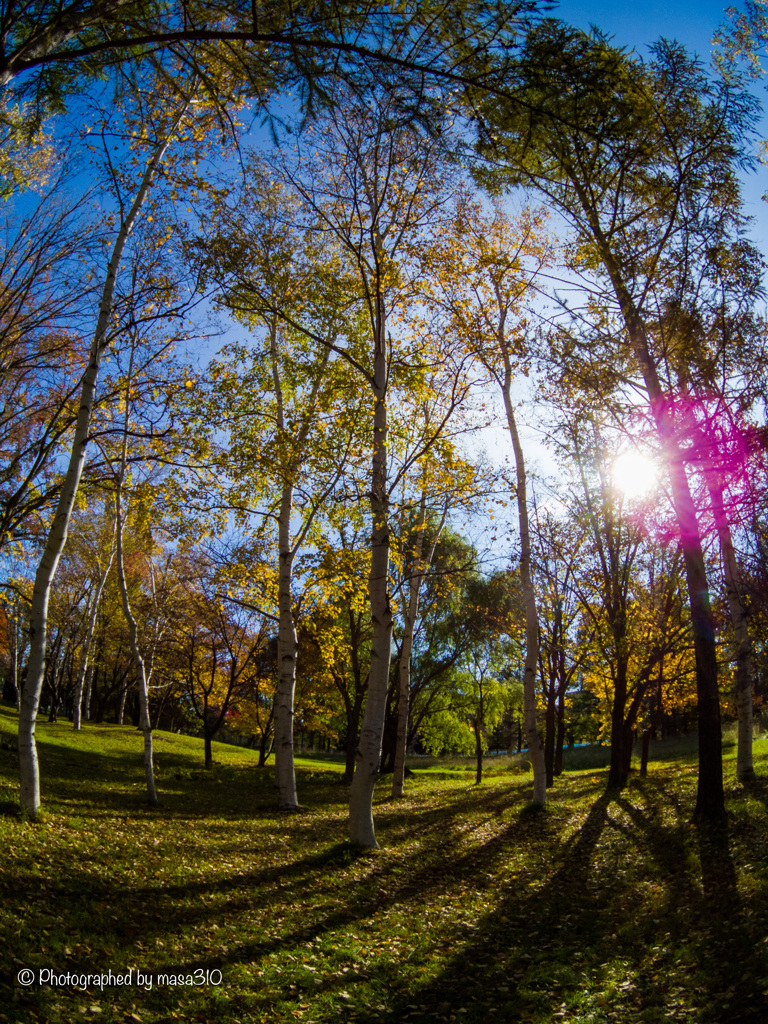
[1,704,767,1024]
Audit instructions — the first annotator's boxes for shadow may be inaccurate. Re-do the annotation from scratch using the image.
[0,798,20,817]
[352,777,768,1024]
[740,773,768,812]
[3,723,768,1024]
[339,789,617,1024]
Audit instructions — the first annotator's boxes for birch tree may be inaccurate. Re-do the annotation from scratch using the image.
[17,73,204,816]
[283,88,460,846]
[431,198,550,806]
[114,466,158,804]
[193,166,367,809]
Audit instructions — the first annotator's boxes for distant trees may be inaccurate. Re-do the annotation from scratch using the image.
[532,508,588,785]
[169,569,273,770]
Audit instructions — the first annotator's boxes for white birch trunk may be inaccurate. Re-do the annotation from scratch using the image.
[269,324,331,810]
[83,657,98,720]
[270,318,298,811]
[73,534,115,730]
[115,486,158,805]
[501,379,547,807]
[349,298,392,848]
[274,480,299,810]
[17,121,180,816]
[113,315,164,803]
[116,681,127,725]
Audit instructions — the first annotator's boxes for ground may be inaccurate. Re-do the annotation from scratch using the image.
[0,705,767,1024]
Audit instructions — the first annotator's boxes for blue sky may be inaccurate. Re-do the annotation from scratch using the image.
[554,0,733,55]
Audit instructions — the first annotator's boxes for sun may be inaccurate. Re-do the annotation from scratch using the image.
[612,450,659,499]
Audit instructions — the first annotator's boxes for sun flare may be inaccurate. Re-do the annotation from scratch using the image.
[612,450,659,499]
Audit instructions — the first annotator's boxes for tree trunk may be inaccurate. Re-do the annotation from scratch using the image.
[349,306,392,848]
[706,478,753,781]
[16,117,183,817]
[544,675,556,788]
[274,481,299,810]
[73,538,115,730]
[380,691,399,773]
[45,642,64,723]
[116,680,127,726]
[474,718,483,784]
[502,377,546,807]
[269,324,331,809]
[204,724,213,770]
[343,723,357,785]
[554,683,566,776]
[114,333,161,803]
[258,728,274,767]
[651,403,723,818]
[83,658,94,722]
[342,689,364,784]
[608,662,629,788]
[116,491,158,806]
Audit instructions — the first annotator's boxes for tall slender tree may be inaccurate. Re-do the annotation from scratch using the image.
[282,86,458,846]
[193,164,367,809]
[430,198,550,806]
[473,28,758,818]
[17,71,206,816]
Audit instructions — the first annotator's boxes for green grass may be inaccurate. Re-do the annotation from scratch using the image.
[1,704,768,1024]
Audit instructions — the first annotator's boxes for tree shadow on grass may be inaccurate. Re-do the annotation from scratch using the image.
[0,780,567,1022]
[354,779,768,1024]
[0,797,20,817]
[0,729,308,819]
[608,776,767,1022]
[5,761,768,1024]
[342,789,618,1024]
[739,773,768,812]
